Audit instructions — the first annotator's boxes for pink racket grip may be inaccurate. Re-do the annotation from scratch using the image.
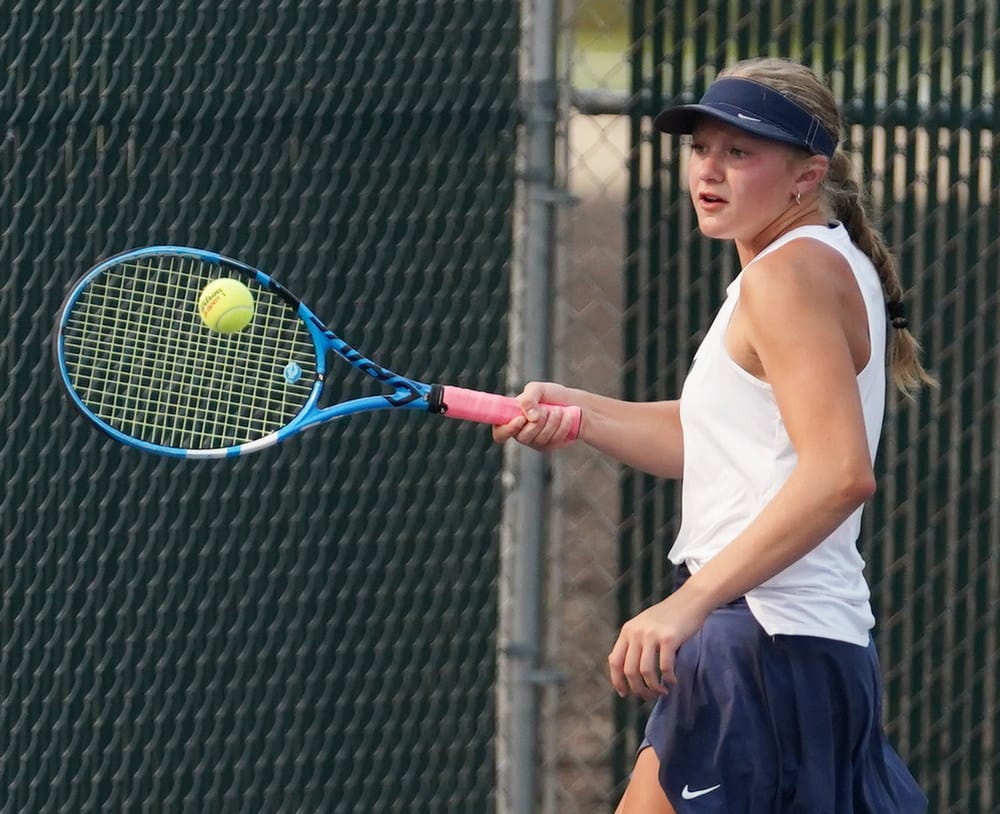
[433,385,582,442]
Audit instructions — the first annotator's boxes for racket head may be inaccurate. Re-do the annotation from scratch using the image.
[55,246,325,458]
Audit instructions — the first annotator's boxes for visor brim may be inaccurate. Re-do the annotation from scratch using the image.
[654,104,819,154]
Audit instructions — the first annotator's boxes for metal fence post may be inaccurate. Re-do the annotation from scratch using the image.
[498,0,560,811]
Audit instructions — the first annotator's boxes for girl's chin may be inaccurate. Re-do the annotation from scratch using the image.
[694,217,736,240]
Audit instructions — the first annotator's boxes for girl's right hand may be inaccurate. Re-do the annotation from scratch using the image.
[491,381,581,450]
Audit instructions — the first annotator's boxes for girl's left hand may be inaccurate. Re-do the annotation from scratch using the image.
[607,592,708,700]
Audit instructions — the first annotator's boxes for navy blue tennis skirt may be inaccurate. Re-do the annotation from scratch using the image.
[640,571,927,813]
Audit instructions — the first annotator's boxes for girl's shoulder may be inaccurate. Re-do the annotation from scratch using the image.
[741,232,853,310]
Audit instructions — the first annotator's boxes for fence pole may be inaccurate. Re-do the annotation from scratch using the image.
[498,0,559,811]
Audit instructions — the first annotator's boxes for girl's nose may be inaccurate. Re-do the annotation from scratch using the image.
[694,150,723,182]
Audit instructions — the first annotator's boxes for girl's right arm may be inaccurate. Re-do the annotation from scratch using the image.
[491,381,684,480]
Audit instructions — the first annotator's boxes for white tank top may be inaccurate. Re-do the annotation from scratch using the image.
[669,223,886,646]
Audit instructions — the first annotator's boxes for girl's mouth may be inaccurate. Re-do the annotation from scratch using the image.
[699,191,727,204]
[698,191,727,209]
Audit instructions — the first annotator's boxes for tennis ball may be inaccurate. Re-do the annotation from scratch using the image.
[198,278,255,333]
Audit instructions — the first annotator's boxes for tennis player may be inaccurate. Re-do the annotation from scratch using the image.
[493,58,931,813]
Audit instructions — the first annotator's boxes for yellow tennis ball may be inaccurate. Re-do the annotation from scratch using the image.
[198,278,255,333]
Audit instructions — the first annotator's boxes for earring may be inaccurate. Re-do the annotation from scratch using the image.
[795,190,802,205]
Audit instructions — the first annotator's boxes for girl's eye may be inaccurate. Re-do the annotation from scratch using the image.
[690,142,706,154]
[730,147,748,157]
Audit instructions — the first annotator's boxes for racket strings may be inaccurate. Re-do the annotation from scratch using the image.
[61,255,317,449]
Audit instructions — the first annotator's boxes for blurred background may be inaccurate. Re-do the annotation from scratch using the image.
[1,1,997,812]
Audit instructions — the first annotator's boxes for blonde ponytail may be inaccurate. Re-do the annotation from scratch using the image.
[824,151,938,397]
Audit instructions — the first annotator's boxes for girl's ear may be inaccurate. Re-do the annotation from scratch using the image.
[796,155,829,193]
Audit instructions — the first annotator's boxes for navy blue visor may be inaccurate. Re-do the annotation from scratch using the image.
[653,77,838,158]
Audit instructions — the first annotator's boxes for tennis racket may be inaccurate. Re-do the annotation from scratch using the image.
[54,246,581,458]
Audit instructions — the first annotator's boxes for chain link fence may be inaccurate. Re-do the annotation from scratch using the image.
[549,1,998,812]
[2,2,519,811]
